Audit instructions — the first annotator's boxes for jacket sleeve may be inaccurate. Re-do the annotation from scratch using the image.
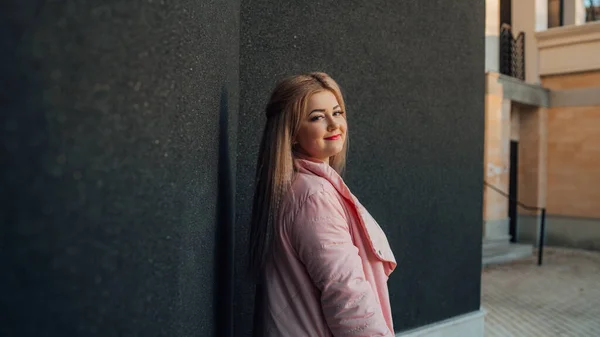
[289,190,393,337]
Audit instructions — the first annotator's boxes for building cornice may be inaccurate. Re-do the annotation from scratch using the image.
[536,21,600,48]
[535,22,600,75]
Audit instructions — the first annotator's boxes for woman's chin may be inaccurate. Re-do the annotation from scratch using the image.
[326,147,344,158]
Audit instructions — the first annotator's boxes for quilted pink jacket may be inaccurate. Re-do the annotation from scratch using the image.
[260,157,397,336]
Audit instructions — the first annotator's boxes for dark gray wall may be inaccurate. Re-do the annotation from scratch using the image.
[235,0,485,335]
[2,0,238,336]
[2,0,483,336]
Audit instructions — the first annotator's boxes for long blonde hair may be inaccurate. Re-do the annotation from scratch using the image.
[248,72,348,277]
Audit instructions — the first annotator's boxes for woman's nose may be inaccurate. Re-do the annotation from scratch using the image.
[327,118,339,131]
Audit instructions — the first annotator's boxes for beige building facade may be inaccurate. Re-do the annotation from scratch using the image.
[484,0,600,263]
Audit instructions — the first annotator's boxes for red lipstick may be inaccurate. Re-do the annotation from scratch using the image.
[324,134,341,140]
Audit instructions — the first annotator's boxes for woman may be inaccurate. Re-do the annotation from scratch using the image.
[249,72,397,336]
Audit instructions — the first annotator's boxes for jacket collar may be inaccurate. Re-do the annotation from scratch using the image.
[294,156,354,204]
[294,156,398,272]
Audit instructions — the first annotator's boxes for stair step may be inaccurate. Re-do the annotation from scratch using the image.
[482,243,533,266]
[482,236,512,257]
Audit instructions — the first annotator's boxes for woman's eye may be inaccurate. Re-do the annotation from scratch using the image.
[310,116,323,122]
[333,110,344,116]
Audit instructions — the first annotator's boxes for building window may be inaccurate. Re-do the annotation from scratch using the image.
[586,0,600,22]
[548,0,563,28]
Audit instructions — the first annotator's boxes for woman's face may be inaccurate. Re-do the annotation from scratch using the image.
[295,90,347,164]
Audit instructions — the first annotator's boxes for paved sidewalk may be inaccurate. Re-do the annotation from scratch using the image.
[482,247,600,337]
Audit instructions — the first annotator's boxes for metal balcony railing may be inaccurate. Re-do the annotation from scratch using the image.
[499,24,525,81]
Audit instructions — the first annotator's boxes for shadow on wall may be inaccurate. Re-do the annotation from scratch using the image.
[215,86,235,335]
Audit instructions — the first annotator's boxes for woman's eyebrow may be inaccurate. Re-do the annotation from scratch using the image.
[309,105,341,115]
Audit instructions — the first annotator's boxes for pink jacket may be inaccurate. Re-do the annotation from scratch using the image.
[261,158,397,336]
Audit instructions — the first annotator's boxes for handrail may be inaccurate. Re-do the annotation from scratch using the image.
[484,180,547,266]
[483,181,542,211]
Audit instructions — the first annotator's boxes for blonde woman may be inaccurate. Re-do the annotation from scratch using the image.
[249,72,397,336]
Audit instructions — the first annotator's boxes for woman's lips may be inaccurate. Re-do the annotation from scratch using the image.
[324,134,341,140]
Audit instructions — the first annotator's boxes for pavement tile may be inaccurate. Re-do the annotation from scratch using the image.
[482,247,600,337]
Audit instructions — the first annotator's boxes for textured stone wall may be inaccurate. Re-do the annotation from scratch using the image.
[1,1,239,336]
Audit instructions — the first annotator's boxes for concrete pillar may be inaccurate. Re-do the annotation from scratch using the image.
[518,106,547,211]
[512,0,548,84]
[483,74,511,240]
[517,106,548,245]
[564,0,587,26]
[486,0,501,72]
